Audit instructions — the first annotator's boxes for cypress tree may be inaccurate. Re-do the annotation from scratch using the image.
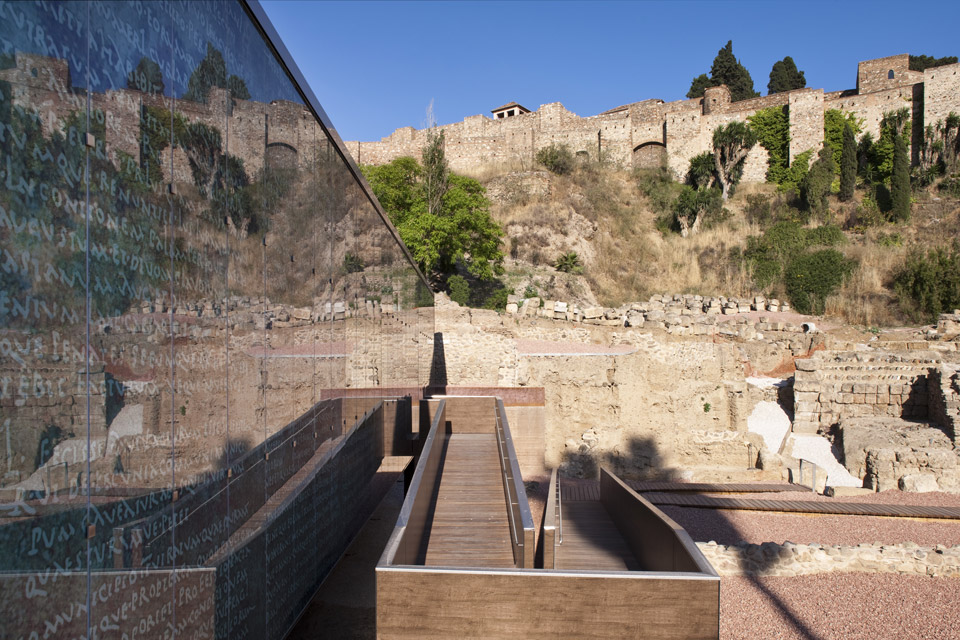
[839,122,857,201]
[768,56,806,95]
[890,134,911,222]
[687,41,759,102]
[710,41,759,102]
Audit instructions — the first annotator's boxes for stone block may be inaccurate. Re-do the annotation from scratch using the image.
[582,306,603,319]
[505,303,518,314]
[899,473,940,493]
[795,359,817,372]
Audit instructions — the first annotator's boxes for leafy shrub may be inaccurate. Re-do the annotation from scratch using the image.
[780,149,813,194]
[939,176,960,199]
[481,286,510,310]
[894,242,960,322]
[536,143,575,175]
[555,251,583,274]
[802,147,836,216]
[745,193,772,225]
[784,249,856,315]
[447,275,471,306]
[343,252,365,273]
[875,232,903,247]
[741,222,845,290]
[523,285,539,299]
[637,166,682,212]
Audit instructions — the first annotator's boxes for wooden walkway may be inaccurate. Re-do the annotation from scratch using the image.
[629,481,806,494]
[555,501,639,571]
[422,434,515,568]
[560,482,960,520]
[643,492,960,520]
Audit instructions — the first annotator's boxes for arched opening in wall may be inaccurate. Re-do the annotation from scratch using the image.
[266,141,298,171]
[888,69,895,79]
[632,141,666,170]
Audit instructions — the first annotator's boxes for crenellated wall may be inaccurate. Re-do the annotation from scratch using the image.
[348,54,959,183]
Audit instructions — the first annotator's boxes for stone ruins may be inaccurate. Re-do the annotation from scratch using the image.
[348,54,960,181]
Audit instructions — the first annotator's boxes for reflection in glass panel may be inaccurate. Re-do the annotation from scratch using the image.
[0,1,434,637]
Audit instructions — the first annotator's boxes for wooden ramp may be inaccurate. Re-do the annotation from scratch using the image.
[423,433,515,568]
[555,500,639,571]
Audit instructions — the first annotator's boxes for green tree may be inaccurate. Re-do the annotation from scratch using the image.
[710,41,759,102]
[890,133,911,222]
[687,41,759,102]
[127,57,164,95]
[767,56,806,94]
[747,106,790,183]
[712,121,757,199]
[909,54,958,72]
[674,186,722,236]
[868,108,911,184]
[447,275,470,306]
[784,249,856,315]
[823,109,862,173]
[362,158,504,280]
[894,242,960,321]
[686,152,716,189]
[687,73,714,99]
[422,128,448,217]
[802,146,836,216]
[839,122,857,201]
[184,42,250,103]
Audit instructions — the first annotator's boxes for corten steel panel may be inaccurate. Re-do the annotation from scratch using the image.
[376,568,720,640]
[600,468,717,575]
[381,400,448,566]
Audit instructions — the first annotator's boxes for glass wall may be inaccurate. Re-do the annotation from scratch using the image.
[0,1,433,637]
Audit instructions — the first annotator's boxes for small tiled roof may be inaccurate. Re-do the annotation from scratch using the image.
[491,101,530,114]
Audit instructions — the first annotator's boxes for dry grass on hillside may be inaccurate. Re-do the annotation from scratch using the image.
[484,165,960,326]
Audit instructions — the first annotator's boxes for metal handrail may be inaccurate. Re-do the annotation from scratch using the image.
[495,412,520,550]
[556,471,563,545]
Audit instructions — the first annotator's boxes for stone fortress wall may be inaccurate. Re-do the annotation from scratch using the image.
[348,54,960,181]
[8,52,958,191]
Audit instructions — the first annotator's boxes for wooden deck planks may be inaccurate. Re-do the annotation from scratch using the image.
[422,434,515,568]
[629,481,806,494]
[642,492,960,519]
[555,501,640,571]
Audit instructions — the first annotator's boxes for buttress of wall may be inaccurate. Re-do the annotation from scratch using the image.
[788,89,824,160]
[924,63,960,130]
[825,84,918,141]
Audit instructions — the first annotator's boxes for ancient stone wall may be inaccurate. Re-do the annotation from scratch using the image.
[792,351,941,435]
[346,53,958,182]
[699,540,960,578]
[924,62,960,130]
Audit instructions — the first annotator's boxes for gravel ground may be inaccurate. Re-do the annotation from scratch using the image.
[721,574,960,640]
[662,505,960,546]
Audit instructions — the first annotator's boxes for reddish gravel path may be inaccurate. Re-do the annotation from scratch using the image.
[662,505,960,547]
[721,574,960,640]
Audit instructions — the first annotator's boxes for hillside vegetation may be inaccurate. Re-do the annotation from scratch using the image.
[478,158,960,327]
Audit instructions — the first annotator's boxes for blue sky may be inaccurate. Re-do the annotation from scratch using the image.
[261,0,959,143]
